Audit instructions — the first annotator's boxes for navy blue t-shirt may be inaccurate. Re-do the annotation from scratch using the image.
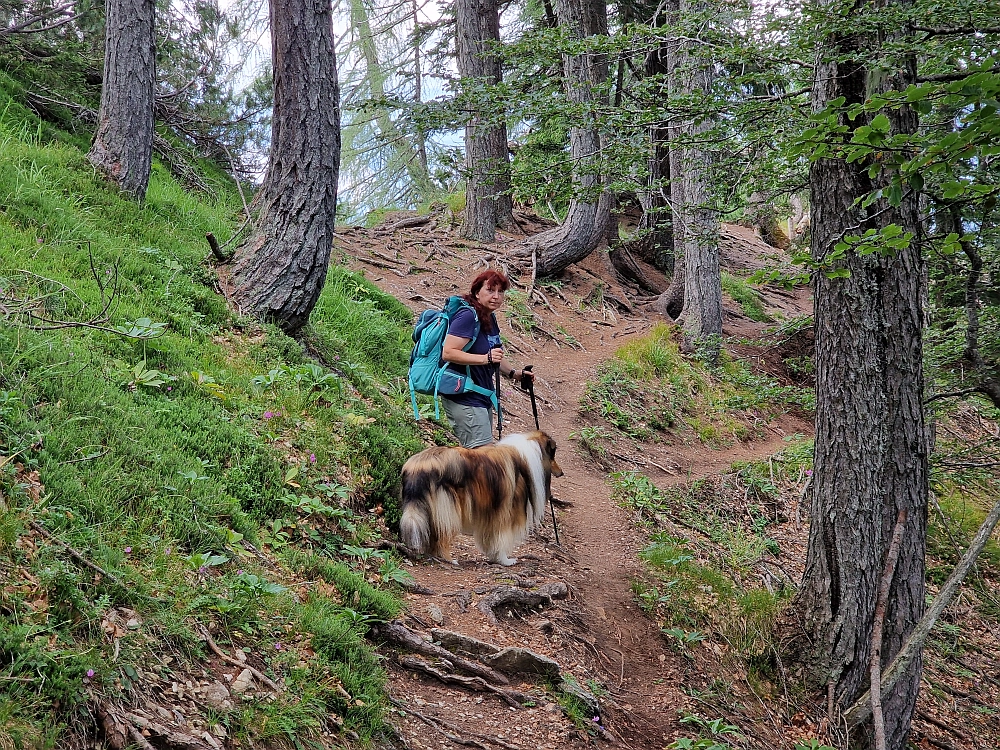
[443,307,501,408]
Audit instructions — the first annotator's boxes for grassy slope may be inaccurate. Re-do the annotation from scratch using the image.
[0,72,424,748]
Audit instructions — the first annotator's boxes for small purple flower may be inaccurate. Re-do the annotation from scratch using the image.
[87,669,95,678]
[309,454,316,464]
[164,547,171,555]
[263,411,274,420]
[592,717,600,723]
[274,642,283,651]
[167,386,172,391]
[237,569,244,575]
[199,565,207,574]
[124,546,132,554]
[805,469,813,477]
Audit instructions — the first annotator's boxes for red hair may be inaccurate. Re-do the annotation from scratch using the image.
[464,270,510,333]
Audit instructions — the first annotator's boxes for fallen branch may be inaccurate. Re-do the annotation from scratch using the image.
[397,655,531,708]
[870,509,907,750]
[845,495,1000,727]
[373,620,509,684]
[915,710,971,743]
[379,215,432,233]
[199,627,283,692]
[358,256,409,275]
[30,521,128,589]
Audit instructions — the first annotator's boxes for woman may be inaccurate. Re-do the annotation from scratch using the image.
[440,270,533,448]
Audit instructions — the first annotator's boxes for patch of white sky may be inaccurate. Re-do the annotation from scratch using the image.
[219,0,461,209]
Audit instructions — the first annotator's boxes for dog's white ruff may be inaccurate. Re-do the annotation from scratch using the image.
[499,433,548,532]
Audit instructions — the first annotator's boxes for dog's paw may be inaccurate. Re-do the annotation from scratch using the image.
[495,556,518,566]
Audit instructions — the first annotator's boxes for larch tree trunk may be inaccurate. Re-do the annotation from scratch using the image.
[87,0,155,200]
[528,0,612,277]
[231,0,341,335]
[636,15,674,275]
[796,7,927,748]
[655,0,685,320]
[456,0,514,242]
[674,0,721,356]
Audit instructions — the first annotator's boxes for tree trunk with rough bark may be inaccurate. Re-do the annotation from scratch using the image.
[231,0,341,334]
[796,12,927,749]
[654,0,684,319]
[637,10,674,274]
[529,0,611,277]
[87,0,155,200]
[457,0,514,242]
[674,0,721,356]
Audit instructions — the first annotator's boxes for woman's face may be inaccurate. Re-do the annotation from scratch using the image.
[475,283,506,312]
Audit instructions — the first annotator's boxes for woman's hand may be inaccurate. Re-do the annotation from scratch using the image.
[487,347,504,364]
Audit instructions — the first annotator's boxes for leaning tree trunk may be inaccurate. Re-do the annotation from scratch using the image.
[457,0,514,242]
[528,0,612,277]
[87,0,155,200]
[796,10,927,749]
[231,0,341,334]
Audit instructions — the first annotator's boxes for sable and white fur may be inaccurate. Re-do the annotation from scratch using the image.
[399,431,563,566]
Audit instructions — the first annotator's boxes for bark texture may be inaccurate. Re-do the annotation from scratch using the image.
[674,0,721,352]
[231,0,341,334]
[457,0,514,242]
[528,0,612,277]
[796,18,927,750]
[655,0,685,319]
[638,7,674,274]
[87,0,155,200]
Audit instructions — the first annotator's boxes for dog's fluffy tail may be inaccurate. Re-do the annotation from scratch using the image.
[399,502,431,554]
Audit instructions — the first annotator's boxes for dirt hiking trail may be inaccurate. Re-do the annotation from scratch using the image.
[332,212,825,750]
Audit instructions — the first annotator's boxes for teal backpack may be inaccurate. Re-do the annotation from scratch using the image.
[408,296,500,420]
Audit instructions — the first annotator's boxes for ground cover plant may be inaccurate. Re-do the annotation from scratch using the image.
[0,87,422,745]
[577,323,814,457]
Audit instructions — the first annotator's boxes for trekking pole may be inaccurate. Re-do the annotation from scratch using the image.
[491,352,503,441]
[521,365,560,546]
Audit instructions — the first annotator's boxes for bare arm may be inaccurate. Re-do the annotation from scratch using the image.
[442,335,521,377]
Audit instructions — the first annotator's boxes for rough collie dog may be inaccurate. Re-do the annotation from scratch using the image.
[399,431,563,566]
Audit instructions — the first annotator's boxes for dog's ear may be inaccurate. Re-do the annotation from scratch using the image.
[547,436,557,459]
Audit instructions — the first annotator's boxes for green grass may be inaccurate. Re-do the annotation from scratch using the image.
[0,81,418,744]
[578,324,813,452]
[721,272,771,323]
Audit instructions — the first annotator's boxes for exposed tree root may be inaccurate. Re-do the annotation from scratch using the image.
[126,711,216,749]
[373,620,510,684]
[94,701,129,750]
[397,655,531,708]
[477,583,569,625]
